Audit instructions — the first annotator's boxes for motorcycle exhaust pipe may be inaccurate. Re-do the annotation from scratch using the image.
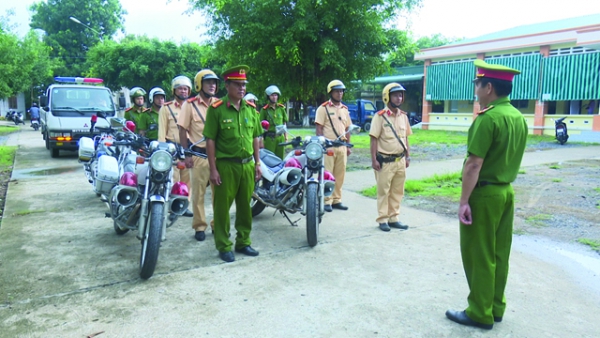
[278,167,302,186]
[324,181,335,197]
[110,185,139,208]
[169,195,189,216]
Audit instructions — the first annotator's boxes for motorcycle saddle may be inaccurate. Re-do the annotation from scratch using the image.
[259,148,283,168]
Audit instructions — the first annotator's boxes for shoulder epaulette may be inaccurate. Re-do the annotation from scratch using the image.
[399,110,407,115]
[478,105,495,115]
[164,101,174,106]
[278,103,285,107]
[245,100,256,108]
[262,104,269,110]
[186,96,199,103]
[143,107,150,112]
[341,104,348,109]
[377,109,386,116]
[125,107,133,112]
[211,99,224,108]
[320,101,329,107]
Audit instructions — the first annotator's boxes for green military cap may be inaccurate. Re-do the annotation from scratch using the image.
[474,59,521,82]
[221,65,250,83]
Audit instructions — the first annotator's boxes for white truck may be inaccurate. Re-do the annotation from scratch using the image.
[39,77,125,158]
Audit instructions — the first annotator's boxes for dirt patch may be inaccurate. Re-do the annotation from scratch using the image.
[0,168,11,220]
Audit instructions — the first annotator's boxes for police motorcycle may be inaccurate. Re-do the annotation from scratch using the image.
[78,113,138,196]
[554,116,569,145]
[105,133,205,279]
[251,122,360,247]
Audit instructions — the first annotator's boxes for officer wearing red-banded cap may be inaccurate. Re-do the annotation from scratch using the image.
[369,82,412,232]
[315,80,352,212]
[445,59,528,330]
[204,65,263,263]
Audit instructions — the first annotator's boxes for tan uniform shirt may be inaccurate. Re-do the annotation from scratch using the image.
[158,100,187,143]
[369,109,412,155]
[177,96,216,146]
[315,100,351,141]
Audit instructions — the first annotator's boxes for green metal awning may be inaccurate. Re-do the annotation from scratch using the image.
[541,52,600,101]
[367,74,423,84]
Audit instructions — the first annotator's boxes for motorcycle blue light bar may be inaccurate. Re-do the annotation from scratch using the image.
[54,77,103,84]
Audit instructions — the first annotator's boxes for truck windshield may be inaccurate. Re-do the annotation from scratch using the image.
[51,87,115,116]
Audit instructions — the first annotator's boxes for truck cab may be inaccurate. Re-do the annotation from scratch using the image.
[39,77,123,158]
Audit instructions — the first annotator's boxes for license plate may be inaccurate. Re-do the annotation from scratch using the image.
[56,142,63,146]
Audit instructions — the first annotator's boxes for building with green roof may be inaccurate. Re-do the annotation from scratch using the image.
[414,13,600,137]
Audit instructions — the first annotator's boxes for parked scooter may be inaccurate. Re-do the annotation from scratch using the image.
[251,123,360,247]
[554,117,569,145]
[12,111,25,125]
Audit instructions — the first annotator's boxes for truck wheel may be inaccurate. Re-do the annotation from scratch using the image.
[51,147,59,158]
[363,122,371,132]
[45,134,49,150]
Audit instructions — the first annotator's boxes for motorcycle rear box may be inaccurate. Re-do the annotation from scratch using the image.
[78,137,95,161]
[95,155,119,194]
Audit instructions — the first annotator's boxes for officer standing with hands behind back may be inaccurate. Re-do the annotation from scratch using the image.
[369,83,412,232]
[204,65,263,263]
[259,85,288,159]
[445,59,527,330]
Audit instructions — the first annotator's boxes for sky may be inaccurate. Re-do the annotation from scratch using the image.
[1,0,598,43]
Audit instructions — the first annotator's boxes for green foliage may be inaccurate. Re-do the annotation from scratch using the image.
[549,164,561,169]
[388,33,462,67]
[361,186,377,198]
[361,171,462,200]
[0,146,17,168]
[190,0,422,106]
[86,36,224,95]
[29,0,126,76]
[0,126,19,136]
[409,129,467,146]
[552,178,562,183]
[525,213,552,227]
[578,238,600,252]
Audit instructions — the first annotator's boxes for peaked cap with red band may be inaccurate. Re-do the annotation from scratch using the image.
[473,59,521,82]
[221,65,250,83]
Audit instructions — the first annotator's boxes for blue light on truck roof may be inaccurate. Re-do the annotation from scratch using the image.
[54,77,103,84]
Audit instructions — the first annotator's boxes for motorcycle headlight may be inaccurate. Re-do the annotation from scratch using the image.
[305,143,323,161]
[150,150,172,172]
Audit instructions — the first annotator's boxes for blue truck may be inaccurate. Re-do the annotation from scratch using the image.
[309,99,378,132]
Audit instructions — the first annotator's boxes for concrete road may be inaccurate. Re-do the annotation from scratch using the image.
[1,127,599,337]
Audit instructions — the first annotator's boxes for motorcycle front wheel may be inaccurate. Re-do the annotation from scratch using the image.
[306,183,319,247]
[139,202,162,279]
[251,179,267,217]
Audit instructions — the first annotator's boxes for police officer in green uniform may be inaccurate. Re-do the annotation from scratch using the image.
[204,65,262,263]
[446,59,528,330]
[124,87,149,131]
[137,87,165,140]
[259,85,288,159]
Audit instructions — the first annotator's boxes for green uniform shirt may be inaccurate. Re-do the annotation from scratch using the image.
[204,95,262,159]
[137,108,160,140]
[259,103,288,131]
[466,96,528,183]
[124,107,148,129]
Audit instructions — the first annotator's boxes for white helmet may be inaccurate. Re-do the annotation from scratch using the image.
[265,85,281,97]
[243,93,258,101]
[149,87,166,103]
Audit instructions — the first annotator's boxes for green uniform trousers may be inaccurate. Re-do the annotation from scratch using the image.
[460,184,514,325]
[213,159,255,253]
[263,134,285,159]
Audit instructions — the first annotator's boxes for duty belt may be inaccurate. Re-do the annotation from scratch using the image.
[476,181,509,188]
[377,152,405,164]
[191,146,206,154]
[220,156,253,164]
[264,131,276,138]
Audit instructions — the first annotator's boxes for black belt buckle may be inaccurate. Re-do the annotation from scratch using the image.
[222,156,253,164]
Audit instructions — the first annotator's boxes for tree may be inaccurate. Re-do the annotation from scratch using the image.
[189,0,422,108]
[29,0,125,76]
[86,36,224,97]
[388,33,463,67]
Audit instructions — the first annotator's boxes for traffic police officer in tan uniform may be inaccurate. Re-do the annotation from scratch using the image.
[158,75,193,217]
[315,80,352,212]
[178,69,219,241]
[446,60,527,330]
[204,65,262,263]
[369,83,412,232]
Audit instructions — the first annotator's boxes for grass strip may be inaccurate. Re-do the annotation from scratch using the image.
[361,171,462,201]
[578,238,600,252]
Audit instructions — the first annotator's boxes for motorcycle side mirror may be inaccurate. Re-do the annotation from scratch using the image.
[348,124,361,135]
[118,96,126,109]
[275,124,287,136]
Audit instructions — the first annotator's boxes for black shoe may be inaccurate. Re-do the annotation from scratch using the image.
[235,246,259,256]
[194,231,206,241]
[379,223,390,232]
[219,251,235,263]
[445,310,493,330]
[494,316,502,323]
[183,209,193,217]
[388,221,409,230]
[324,205,333,212]
[331,203,348,210]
